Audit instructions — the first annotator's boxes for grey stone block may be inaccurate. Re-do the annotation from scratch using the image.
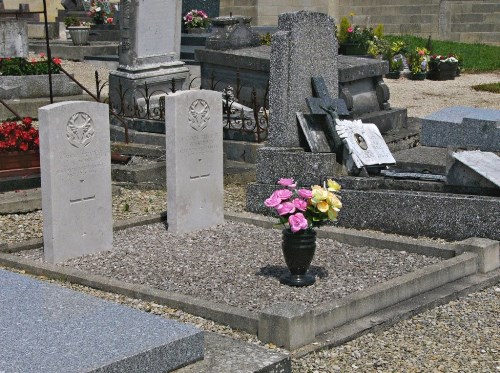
[421,106,500,151]
[259,303,315,350]
[447,151,500,189]
[255,147,342,186]
[0,268,203,373]
[337,189,500,241]
[455,237,500,273]
[0,75,82,99]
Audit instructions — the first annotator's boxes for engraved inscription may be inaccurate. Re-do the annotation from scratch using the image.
[70,179,95,205]
[188,99,210,131]
[67,112,95,148]
[190,158,211,180]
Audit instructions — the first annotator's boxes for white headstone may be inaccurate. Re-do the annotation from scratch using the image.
[335,119,396,171]
[165,90,224,234]
[39,101,113,263]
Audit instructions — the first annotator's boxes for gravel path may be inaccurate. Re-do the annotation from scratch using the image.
[15,220,441,312]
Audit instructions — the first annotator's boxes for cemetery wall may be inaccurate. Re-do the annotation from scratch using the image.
[220,0,499,45]
[3,0,61,22]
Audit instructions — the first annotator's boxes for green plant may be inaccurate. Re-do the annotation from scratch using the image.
[0,54,62,76]
[337,16,351,44]
[64,16,80,27]
[123,203,130,212]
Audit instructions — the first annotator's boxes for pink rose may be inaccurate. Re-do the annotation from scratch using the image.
[276,202,295,216]
[277,178,296,188]
[289,213,309,233]
[264,194,281,208]
[292,198,307,211]
[297,188,313,199]
[347,27,353,33]
[273,189,293,201]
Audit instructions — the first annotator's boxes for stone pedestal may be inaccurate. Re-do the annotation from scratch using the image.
[109,0,190,117]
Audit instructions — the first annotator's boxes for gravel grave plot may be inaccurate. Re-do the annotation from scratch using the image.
[16,220,442,312]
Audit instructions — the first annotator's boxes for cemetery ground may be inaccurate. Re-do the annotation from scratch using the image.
[1,61,499,372]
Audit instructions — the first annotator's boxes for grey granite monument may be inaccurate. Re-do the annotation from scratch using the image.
[0,20,28,58]
[247,11,343,212]
[109,0,190,118]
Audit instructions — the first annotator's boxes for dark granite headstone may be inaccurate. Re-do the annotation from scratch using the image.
[296,113,332,153]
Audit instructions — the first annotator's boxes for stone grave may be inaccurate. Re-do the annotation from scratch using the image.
[0,19,28,58]
[39,101,113,263]
[421,106,500,152]
[0,268,203,372]
[447,150,500,190]
[165,90,224,234]
[109,0,190,120]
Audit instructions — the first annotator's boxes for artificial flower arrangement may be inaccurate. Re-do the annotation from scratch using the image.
[428,54,459,69]
[0,54,62,76]
[88,0,112,24]
[265,178,342,233]
[0,117,39,152]
[408,47,428,74]
[183,9,210,29]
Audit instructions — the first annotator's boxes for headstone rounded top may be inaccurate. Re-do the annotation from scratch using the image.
[212,16,252,26]
[278,11,336,32]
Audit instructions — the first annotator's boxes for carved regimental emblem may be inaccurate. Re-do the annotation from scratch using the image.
[66,112,95,148]
[188,99,210,131]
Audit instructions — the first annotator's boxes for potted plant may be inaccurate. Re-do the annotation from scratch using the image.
[264,178,343,286]
[337,13,382,56]
[427,54,459,81]
[407,47,428,80]
[0,54,62,76]
[0,117,40,178]
[183,9,210,33]
[384,40,407,79]
[65,17,91,46]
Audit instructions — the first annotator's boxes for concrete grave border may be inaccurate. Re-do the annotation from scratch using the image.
[1,211,498,352]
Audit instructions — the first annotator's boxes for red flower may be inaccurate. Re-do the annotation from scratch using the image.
[22,117,32,126]
[52,57,62,65]
[39,53,45,58]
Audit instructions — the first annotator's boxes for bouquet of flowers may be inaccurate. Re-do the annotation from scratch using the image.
[0,117,39,152]
[408,47,428,74]
[264,178,342,233]
[183,9,210,29]
[88,0,111,24]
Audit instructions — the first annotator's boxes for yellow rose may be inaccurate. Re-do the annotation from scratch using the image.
[327,192,342,209]
[312,188,328,203]
[327,179,341,192]
[317,200,329,212]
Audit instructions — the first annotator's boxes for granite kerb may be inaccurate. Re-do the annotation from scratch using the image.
[0,212,487,351]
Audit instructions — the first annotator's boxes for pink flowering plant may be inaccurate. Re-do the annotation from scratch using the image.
[264,178,343,233]
[183,9,210,29]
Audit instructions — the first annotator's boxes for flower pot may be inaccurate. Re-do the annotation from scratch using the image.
[427,62,458,81]
[186,27,207,34]
[68,26,90,46]
[410,72,427,81]
[0,150,40,178]
[280,228,317,286]
[385,71,401,79]
[340,42,368,56]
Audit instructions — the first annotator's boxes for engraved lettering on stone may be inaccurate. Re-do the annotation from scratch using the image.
[188,99,210,131]
[66,112,95,148]
[121,38,130,50]
[70,179,95,204]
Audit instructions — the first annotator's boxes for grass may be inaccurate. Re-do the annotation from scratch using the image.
[384,35,500,72]
[472,82,500,93]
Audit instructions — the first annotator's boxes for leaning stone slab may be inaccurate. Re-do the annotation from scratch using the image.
[165,90,224,234]
[447,150,500,189]
[0,268,203,373]
[39,101,113,263]
[421,106,500,151]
